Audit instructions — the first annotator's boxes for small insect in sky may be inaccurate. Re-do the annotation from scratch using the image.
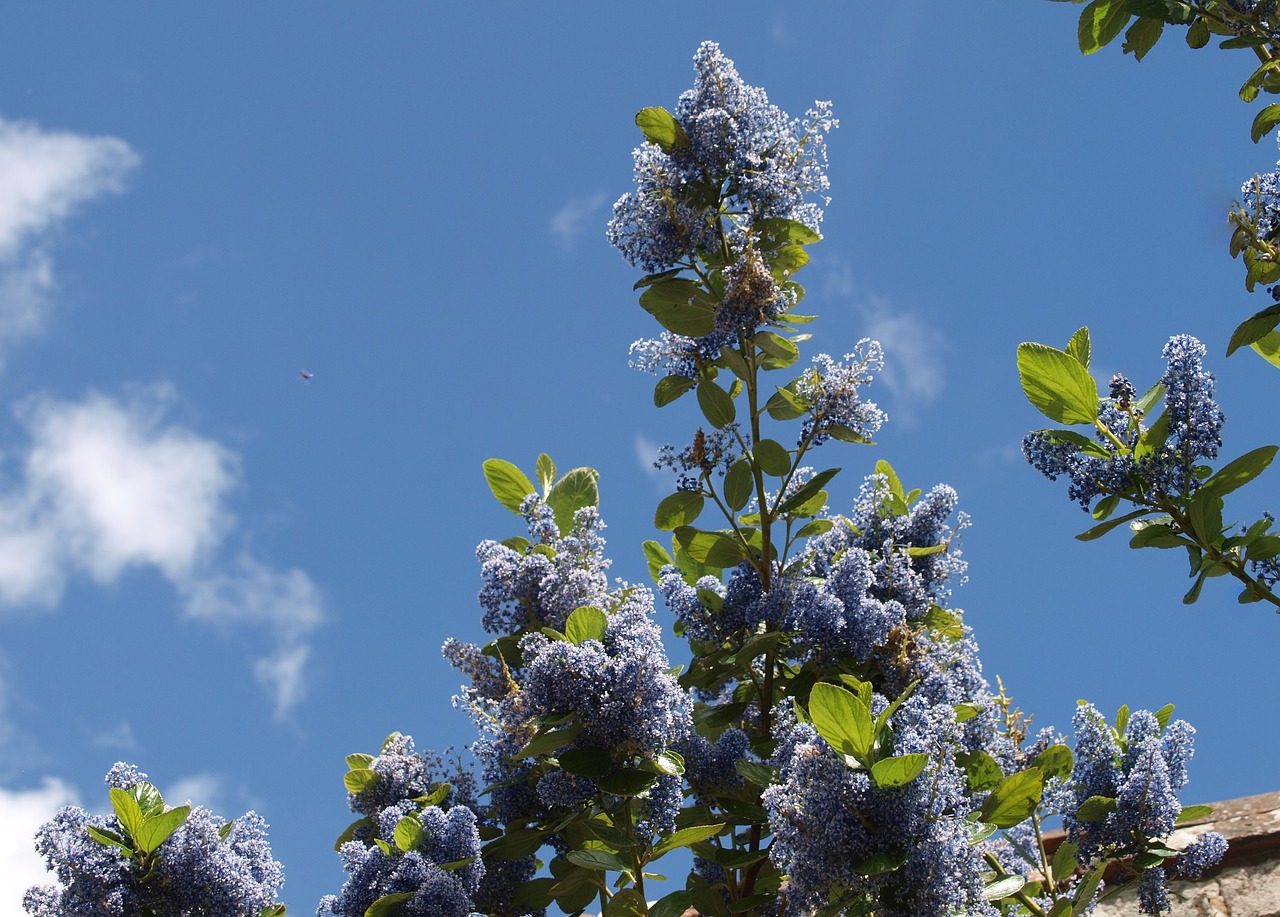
[299,370,314,381]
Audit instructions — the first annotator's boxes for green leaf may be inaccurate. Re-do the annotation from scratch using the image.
[674,526,750,566]
[634,268,683,291]
[983,875,1027,901]
[86,824,134,857]
[655,491,705,531]
[1124,0,1193,23]
[1066,326,1091,368]
[776,467,841,517]
[547,467,599,536]
[482,459,536,514]
[596,767,657,797]
[1252,330,1280,368]
[110,787,144,841]
[796,518,833,538]
[366,891,415,917]
[652,823,727,858]
[753,439,792,477]
[1076,507,1151,542]
[1201,445,1278,498]
[1186,488,1224,544]
[483,827,546,861]
[536,453,557,494]
[1078,0,1131,53]
[517,722,582,758]
[852,848,906,876]
[1227,303,1280,355]
[979,768,1044,828]
[605,888,649,917]
[344,768,379,794]
[754,331,799,363]
[1186,16,1210,47]
[1017,343,1099,425]
[333,816,373,851]
[642,540,675,583]
[766,383,808,420]
[1072,864,1106,916]
[1176,803,1214,824]
[129,782,165,816]
[809,682,874,763]
[640,281,716,336]
[655,374,696,407]
[394,814,424,852]
[871,754,927,788]
[735,759,780,787]
[346,753,375,770]
[558,746,613,778]
[1075,795,1117,822]
[258,905,287,917]
[1123,15,1164,58]
[956,750,1004,792]
[1033,744,1074,781]
[954,702,983,723]
[724,459,753,512]
[651,890,696,917]
[648,749,685,776]
[567,847,634,876]
[697,379,736,429]
[136,805,191,855]
[1155,703,1175,729]
[770,243,809,279]
[1252,103,1280,143]
[412,784,450,807]
[1051,841,1080,884]
[635,107,688,153]
[753,216,822,247]
[565,606,608,645]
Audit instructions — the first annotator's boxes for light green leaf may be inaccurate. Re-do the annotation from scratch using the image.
[809,682,873,763]
[109,787,144,841]
[394,814,424,852]
[674,526,749,566]
[1017,343,1099,425]
[85,824,134,857]
[1227,303,1280,355]
[697,379,736,429]
[871,754,927,788]
[343,768,380,794]
[366,891,415,917]
[655,491,705,531]
[1078,0,1131,53]
[1066,327,1091,368]
[636,107,688,153]
[983,874,1027,901]
[547,467,599,536]
[652,823,727,858]
[536,454,557,494]
[346,753,375,770]
[565,606,608,645]
[1176,804,1214,824]
[642,540,675,583]
[483,459,537,514]
[979,768,1044,828]
[517,722,582,758]
[1252,103,1280,143]
[1202,445,1278,497]
[1033,744,1074,781]
[1252,330,1280,368]
[136,805,191,855]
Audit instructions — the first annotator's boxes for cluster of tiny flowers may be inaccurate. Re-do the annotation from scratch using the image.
[655,425,741,491]
[629,332,699,378]
[1049,705,1226,913]
[319,804,483,917]
[517,587,693,832]
[1023,335,1225,509]
[474,499,611,634]
[609,42,835,274]
[763,700,996,916]
[24,764,283,917]
[794,343,887,447]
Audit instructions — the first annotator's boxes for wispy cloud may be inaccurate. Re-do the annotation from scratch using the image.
[549,193,606,251]
[821,259,946,425]
[0,388,324,716]
[0,117,137,360]
[0,778,79,915]
[164,773,223,810]
[90,722,137,753]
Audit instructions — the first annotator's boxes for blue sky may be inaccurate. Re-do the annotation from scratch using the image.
[0,3,1277,912]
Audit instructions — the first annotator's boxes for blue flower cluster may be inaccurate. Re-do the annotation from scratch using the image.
[1023,334,1225,509]
[794,343,888,448]
[474,500,611,634]
[24,763,283,917]
[608,42,835,274]
[320,733,485,917]
[655,425,741,492]
[1049,704,1226,913]
[1241,132,1280,246]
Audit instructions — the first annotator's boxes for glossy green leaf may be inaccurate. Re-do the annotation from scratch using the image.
[483,826,546,861]
[753,439,792,477]
[871,754,927,788]
[796,518,833,538]
[1202,445,1278,498]
[633,268,682,291]
[754,216,822,247]
[565,606,608,645]
[1066,326,1091,368]
[596,767,657,797]
[723,459,753,512]
[655,491,705,531]
[333,816,372,852]
[1078,0,1131,53]
[956,750,1004,792]
[655,374,696,407]
[517,722,582,758]
[1227,303,1280,355]
[1075,795,1117,822]
[1033,744,1074,781]
[547,467,599,536]
[558,746,613,777]
[1155,703,1175,729]
[770,243,809,279]
[674,526,749,566]
[86,824,134,857]
[636,106,688,153]
[130,782,165,816]
[983,875,1026,901]
[979,768,1044,828]
[483,459,536,514]
[809,682,873,763]
[136,805,191,855]
[652,823,727,858]
[109,787,145,841]
[1253,103,1280,143]
[1252,330,1280,368]
[366,892,415,917]
[1017,342,1099,425]
[346,753,375,770]
[697,379,736,428]
[718,345,750,381]
[536,453,557,494]
[852,848,906,876]
[343,768,379,794]
[412,784,450,807]
[394,814,424,853]
[754,331,799,362]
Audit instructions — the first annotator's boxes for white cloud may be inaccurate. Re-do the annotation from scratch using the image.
[0,389,323,715]
[90,722,137,752]
[859,295,946,424]
[549,193,606,251]
[164,773,222,810]
[0,779,78,917]
[0,117,137,357]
